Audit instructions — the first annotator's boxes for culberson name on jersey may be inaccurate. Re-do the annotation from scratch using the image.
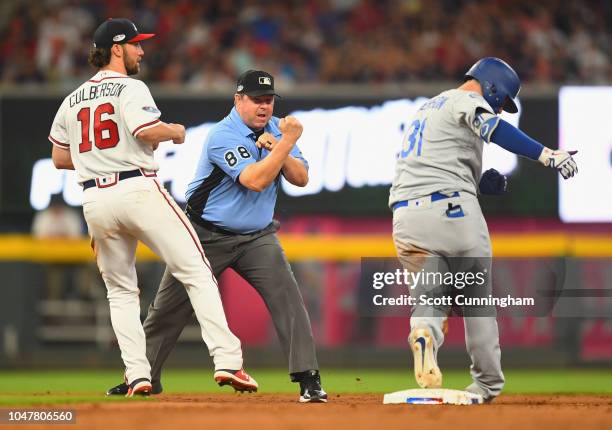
[69,82,127,107]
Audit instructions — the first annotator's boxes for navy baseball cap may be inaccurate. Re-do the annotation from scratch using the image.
[93,18,155,48]
[236,70,280,97]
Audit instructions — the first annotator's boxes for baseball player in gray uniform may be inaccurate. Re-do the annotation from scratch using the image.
[390,57,578,401]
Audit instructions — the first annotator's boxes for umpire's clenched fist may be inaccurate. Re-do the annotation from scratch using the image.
[256,132,277,150]
[279,116,303,140]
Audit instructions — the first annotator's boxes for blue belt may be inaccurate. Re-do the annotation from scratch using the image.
[392,191,460,211]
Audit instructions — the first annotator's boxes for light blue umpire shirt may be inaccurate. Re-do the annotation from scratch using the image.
[185,107,308,234]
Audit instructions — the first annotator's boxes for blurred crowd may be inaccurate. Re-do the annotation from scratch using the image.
[1,0,610,88]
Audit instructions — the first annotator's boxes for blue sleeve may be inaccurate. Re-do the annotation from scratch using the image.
[490,119,545,161]
[206,129,256,182]
[290,144,309,170]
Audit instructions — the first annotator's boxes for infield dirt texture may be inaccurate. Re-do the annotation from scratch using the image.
[1,369,610,429]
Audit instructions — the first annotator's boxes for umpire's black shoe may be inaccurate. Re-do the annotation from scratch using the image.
[106,380,163,396]
[291,370,328,403]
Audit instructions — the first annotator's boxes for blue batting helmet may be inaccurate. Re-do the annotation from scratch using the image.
[464,57,520,113]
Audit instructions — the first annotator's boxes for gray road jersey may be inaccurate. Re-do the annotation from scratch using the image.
[389,89,496,207]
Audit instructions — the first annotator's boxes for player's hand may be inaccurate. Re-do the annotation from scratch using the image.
[479,168,508,195]
[538,148,578,179]
[170,123,186,144]
[256,132,277,150]
[279,116,303,140]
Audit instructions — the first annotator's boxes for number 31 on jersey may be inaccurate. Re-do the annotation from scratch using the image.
[400,118,427,158]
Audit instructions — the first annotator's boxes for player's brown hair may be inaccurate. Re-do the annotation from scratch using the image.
[88,46,111,68]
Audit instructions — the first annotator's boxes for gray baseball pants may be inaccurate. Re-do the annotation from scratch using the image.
[142,220,319,383]
[392,192,505,399]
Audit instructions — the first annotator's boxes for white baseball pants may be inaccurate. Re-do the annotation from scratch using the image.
[82,176,242,384]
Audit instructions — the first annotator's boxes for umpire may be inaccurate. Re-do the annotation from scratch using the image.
[107,70,327,403]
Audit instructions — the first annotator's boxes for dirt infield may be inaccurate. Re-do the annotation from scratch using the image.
[19,394,612,430]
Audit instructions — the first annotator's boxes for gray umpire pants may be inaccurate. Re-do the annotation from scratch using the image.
[142,219,319,383]
[392,192,505,398]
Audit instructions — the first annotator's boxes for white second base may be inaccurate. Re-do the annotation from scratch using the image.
[383,388,484,405]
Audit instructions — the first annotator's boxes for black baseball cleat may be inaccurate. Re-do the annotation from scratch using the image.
[106,380,163,396]
[291,370,328,403]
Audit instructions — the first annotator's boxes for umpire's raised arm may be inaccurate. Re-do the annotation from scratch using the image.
[240,116,303,191]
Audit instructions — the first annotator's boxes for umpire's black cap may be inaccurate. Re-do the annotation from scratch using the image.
[93,18,155,48]
[236,70,280,97]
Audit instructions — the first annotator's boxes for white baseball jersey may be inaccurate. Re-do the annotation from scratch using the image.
[48,70,161,183]
[389,89,498,206]
[48,68,245,383]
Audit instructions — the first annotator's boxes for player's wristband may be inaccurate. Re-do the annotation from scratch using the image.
[490,119,545,161]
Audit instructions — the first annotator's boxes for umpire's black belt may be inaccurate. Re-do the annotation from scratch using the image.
[186,207,239,236]
[82,169,156,190]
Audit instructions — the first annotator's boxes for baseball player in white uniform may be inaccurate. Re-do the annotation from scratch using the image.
[390,58,578,401]
[49,18,257,396]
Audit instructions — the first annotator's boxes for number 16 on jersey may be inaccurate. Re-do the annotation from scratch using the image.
[400,119,427,158]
